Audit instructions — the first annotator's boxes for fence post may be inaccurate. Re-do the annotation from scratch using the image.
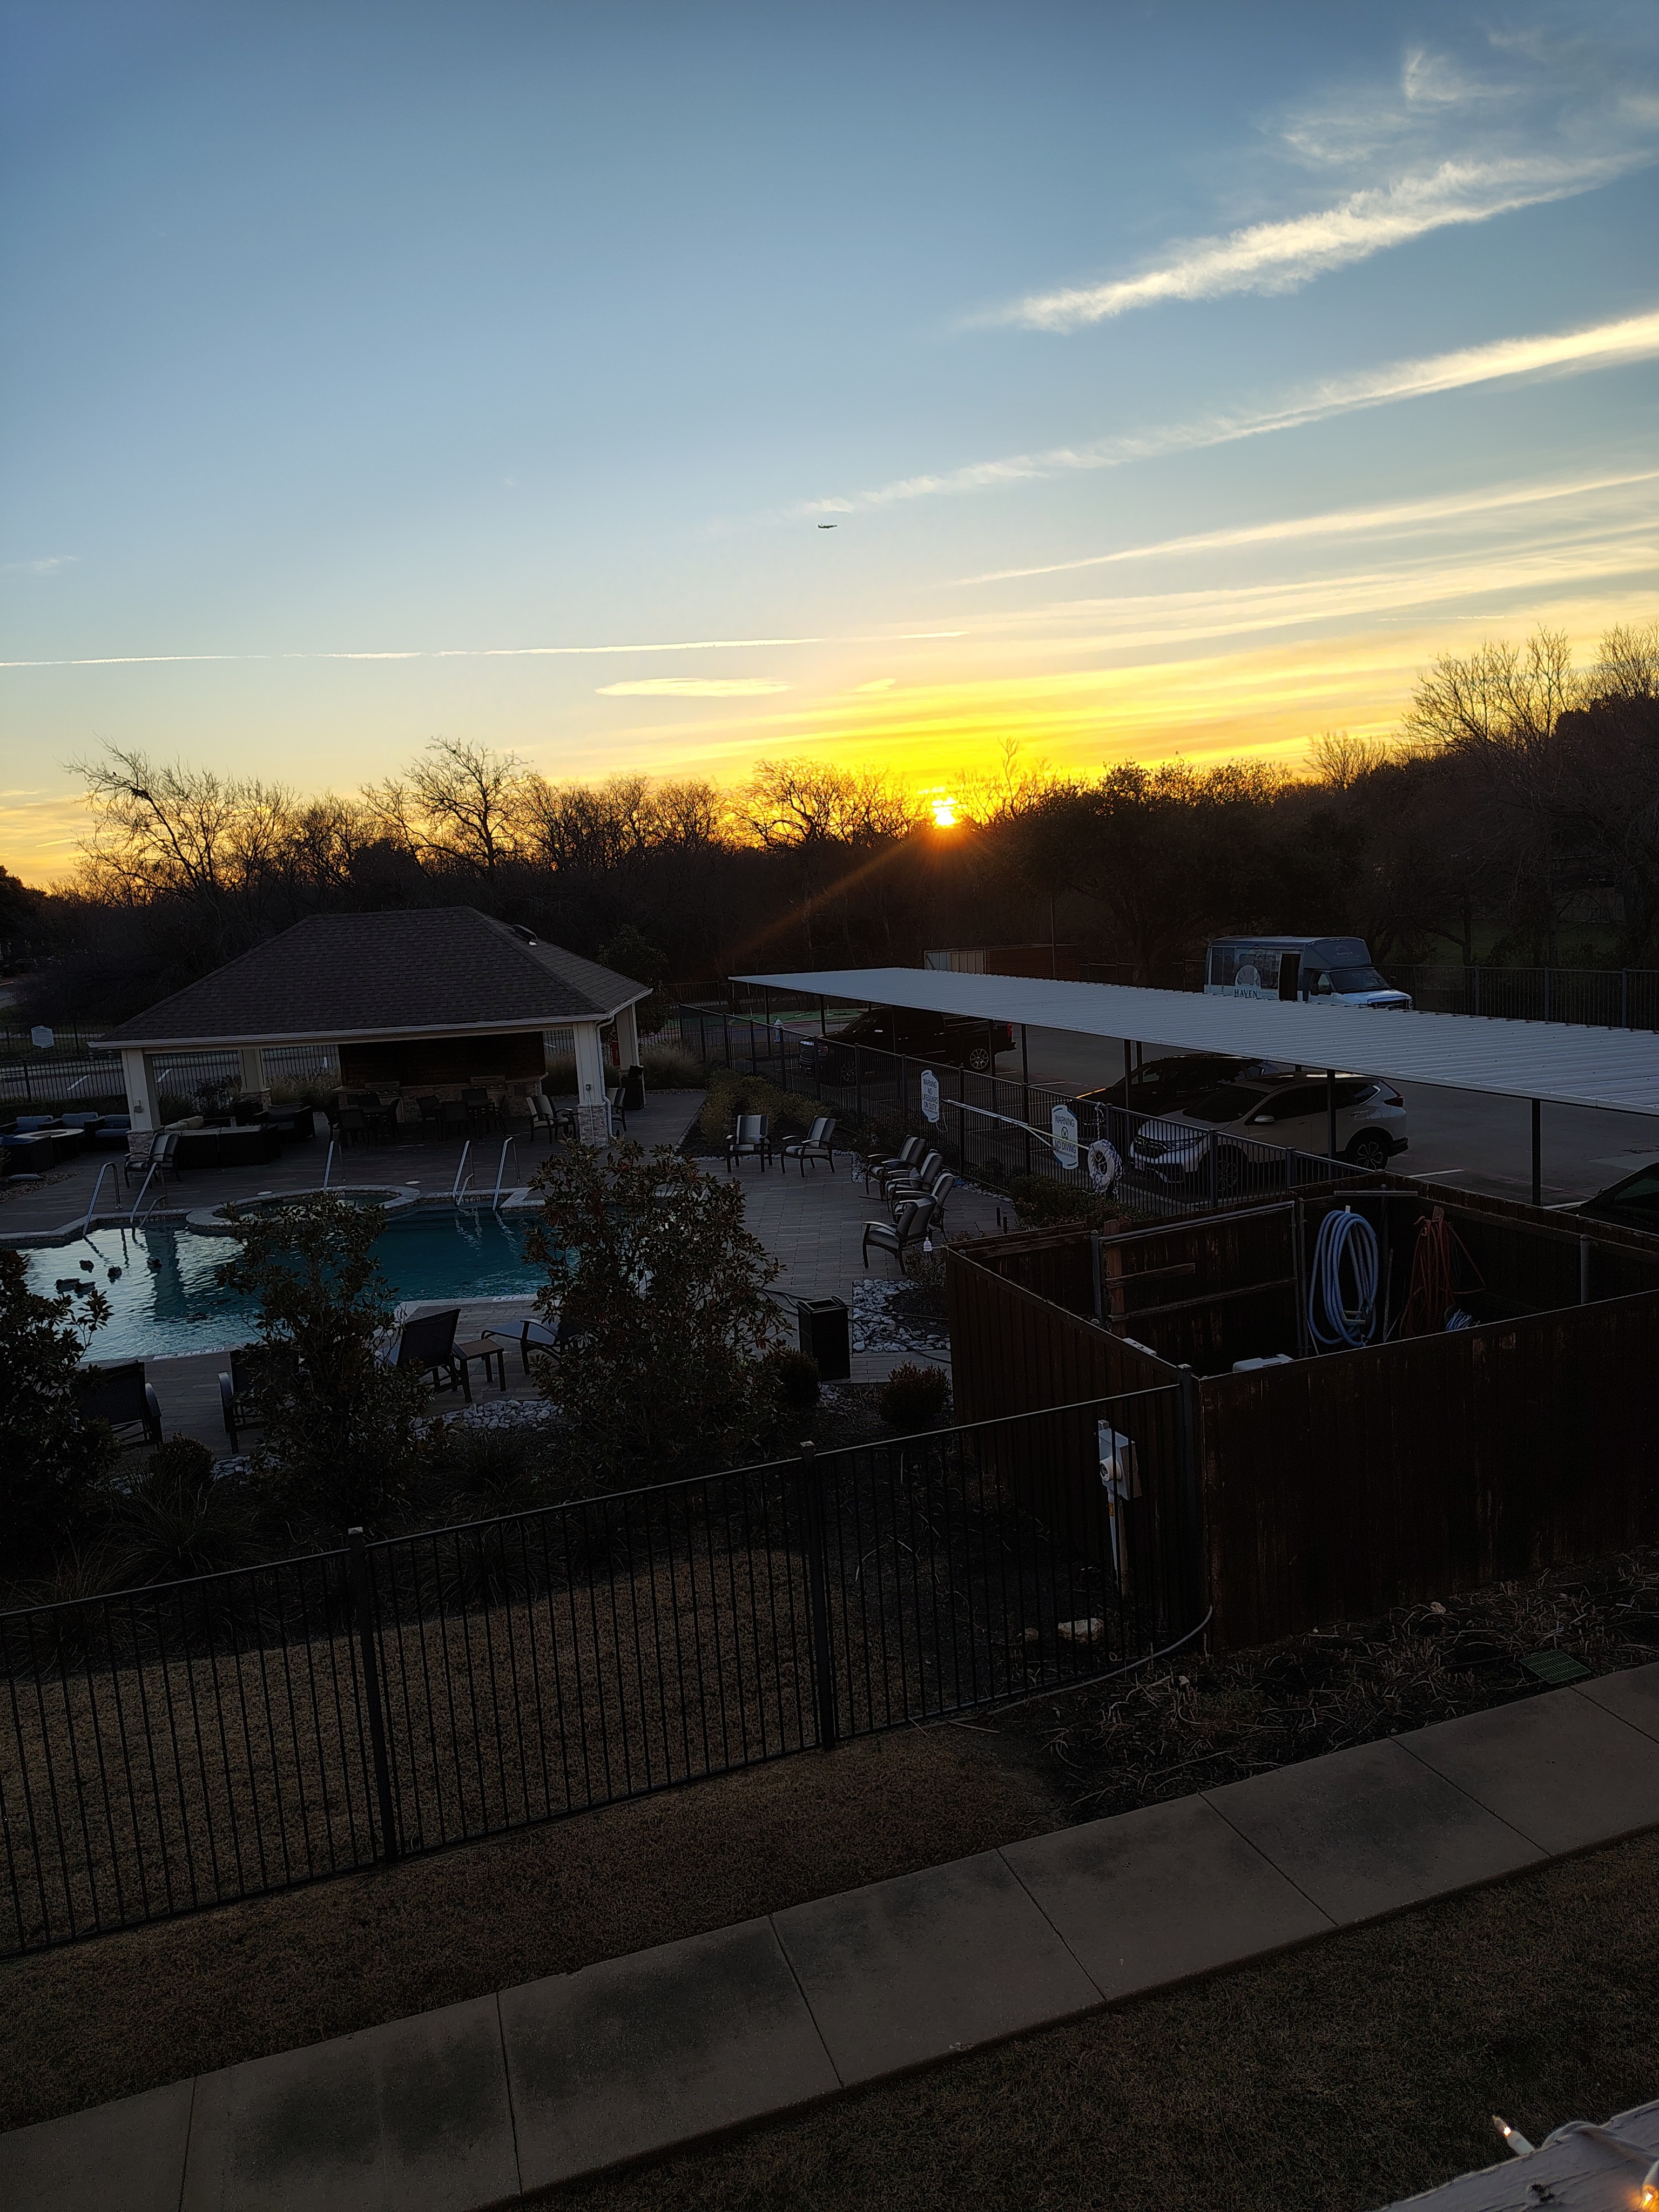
[1623,970,1630,1029]
[1172,1366,1204,1635]
[346,1528,400,1864]
[1473,967,1481,1018]
[798,1442,839,1751]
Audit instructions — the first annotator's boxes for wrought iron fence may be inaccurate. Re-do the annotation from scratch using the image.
[675,1004,1363,1221]
[0,1390,1193,1954]
[1380,963,1659,1029]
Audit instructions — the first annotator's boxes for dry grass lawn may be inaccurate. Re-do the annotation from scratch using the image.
[559,1831,1659,2212]
[0,1717,1060,2133]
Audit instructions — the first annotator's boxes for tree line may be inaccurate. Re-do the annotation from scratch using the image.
[8,619,1657,1025]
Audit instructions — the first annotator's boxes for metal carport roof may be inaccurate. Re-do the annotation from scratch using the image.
[733,967,1659,1117]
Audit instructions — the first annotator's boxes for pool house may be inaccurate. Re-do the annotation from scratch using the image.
[96,907,651,1145]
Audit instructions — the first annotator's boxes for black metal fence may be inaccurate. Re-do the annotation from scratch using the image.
[675,1002,1363,1221]
[1378,963,1659,1029]
[0,1389,1194,1955]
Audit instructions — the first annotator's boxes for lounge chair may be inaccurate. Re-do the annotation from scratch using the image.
[484,1313,580,1374]
[783,1116,838,1174]
[861,1134,925,1191]
[121,1128,178,1189]
[862,1198,937,1274]
[725,1113,772,1172]
[217,1354,270,1455]
[387,1306,470,1399]
[75,1361,164,1449]
[891,1169,955,1227]
[881,1147,943,1201]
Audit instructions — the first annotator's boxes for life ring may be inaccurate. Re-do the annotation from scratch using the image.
[1087,1137,1122,1193]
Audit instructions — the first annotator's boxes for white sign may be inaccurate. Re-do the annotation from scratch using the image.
[1050,1103,1078,1171]
[30,1026,54,1050]
[920,1068,941,1123]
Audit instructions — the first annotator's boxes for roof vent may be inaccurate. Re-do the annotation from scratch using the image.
[508,924,539,946]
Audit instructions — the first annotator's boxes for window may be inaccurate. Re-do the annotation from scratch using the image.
[1332,1080,1377,1109]
[1258,1085,1326,1122]
[1328,966,1387,993]
[1185,1083,1270,1124]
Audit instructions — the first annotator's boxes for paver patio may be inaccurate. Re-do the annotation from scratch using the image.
[4,1665,1657,2210]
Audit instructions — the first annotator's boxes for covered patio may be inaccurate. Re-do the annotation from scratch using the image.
[96,907,652,1150]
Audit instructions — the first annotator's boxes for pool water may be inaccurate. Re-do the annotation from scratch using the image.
[24,1209,544,1363]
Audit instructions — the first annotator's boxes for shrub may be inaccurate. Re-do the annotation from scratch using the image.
[878,1361,950,1432]
[217,1194,427,1530]
[0,1249,115,1574]
[539,1055,578,1097]
[109,1437,267,1588]
[697,1068,817,1144]
[768,1347,821,1412]
[525,1138,784,1485]
[1008,1173,1116,1229]
[643,1040,705,1087]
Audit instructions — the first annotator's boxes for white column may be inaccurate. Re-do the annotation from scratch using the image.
[122,1048,162,1134]
[571,1021,612,1142]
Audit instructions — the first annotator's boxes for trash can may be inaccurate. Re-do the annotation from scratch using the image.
[797,1296,851,1381]
[622,1064,646,1112]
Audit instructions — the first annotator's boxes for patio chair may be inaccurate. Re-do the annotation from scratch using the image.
[606,1080,629,1135]
[461,1087,497,1135]
[387,1306,470,1400]
[782,1116,838,1174]
[120,1128,178,1189]
[725,1113,772,1172]
[862,1198,936,1274]
[860,1134,925,1191]
[75,1361,164,1449]
[217,1353,271,1455]
[484,1312,582,1375]
[891,1169,955,1227]
[440,1098,470,1137]
[334,1105,368,1148]
[880,1146,943,1200]
[414,1094,443,1136]
[526,1092,565,1145]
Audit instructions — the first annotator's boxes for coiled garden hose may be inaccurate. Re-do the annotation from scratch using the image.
[1308,1205,1380,1350]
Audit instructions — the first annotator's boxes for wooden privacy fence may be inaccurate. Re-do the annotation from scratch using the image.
[947,1180,1659,1650]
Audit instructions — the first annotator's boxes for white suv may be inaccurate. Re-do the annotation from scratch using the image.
[1128,1070,1407,1188]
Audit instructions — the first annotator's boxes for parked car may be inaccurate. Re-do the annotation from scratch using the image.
[1128,1070,1408,1187]
[1074,1053,1256,1128]
[1204,935,1412,1010]
[1571,1162,1659,1235]
[802,1006,1014,1078]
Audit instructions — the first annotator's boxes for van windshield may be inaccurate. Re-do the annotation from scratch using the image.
[1328,966,1388,992]
[1183,1084,1267,1124]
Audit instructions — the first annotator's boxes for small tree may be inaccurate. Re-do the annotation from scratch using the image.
[525,1141,784,1486]
[0,1251,114,1573]
[218,1196,425,1528]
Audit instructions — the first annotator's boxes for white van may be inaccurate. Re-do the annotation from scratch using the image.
[1204,936,1411,1011]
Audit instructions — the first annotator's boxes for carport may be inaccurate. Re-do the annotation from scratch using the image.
[733,967,1659,1202]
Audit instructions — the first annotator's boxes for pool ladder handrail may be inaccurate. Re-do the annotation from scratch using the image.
[129,1161,165,1226]
[322,1139,336,1191]
[81,1160,114,1238]
[451,1139,471,1200]
[492,1136,518,1210]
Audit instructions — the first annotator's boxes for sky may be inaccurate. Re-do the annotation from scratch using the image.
[3,0,1657,881]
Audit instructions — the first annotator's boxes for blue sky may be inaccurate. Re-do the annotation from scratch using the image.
[3,0,1656,874]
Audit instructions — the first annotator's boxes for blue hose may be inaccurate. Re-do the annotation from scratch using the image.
[1308,1206,1380,1350]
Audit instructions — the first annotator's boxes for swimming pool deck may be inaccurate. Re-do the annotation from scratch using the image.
[6,1090,1002,1449]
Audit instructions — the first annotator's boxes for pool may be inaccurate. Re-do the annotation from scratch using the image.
[23,1208,545,1363]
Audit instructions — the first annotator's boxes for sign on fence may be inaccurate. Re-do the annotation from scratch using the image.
[920,1068,941,1123]
[1050,1103,1078,1170]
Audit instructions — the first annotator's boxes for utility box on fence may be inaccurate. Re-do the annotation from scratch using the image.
[798,1296,851,1381]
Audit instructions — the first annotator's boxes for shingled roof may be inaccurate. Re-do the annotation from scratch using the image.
[97,909,650,1048]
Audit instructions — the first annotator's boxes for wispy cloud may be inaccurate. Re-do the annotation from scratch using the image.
[995,30,1658,329]
[0,631,962,672]
[596,678,791,697]
[958,468,1659,585]
[1003,156,1640,331]
[3,554,77,575]
[801,309,1659,516]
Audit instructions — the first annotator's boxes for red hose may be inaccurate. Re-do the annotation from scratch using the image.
[1399,1208,1483,1337]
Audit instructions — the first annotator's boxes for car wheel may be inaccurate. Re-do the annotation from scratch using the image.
[1347,1131,1391,1172]
[965,1045,992,1073]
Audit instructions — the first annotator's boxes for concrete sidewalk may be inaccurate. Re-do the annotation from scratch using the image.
[6,1663,1659,2211]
